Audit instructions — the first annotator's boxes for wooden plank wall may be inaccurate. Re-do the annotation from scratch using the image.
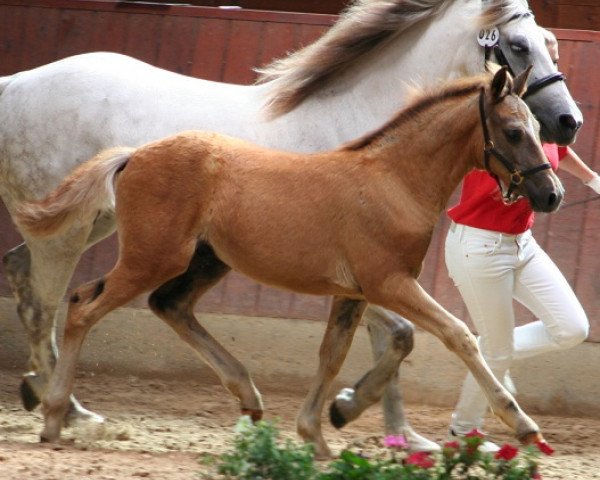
[114,0,600,30]
[530,0,600,31]
[0,1,599,342]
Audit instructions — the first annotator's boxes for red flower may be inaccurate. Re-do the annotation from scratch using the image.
[494,444,519,461]
[443,441,460,450]
[465,429,486,439]
[532,473,542,479]
[535,440,555,456]
[405,451,435,469]
[442,440,460,459]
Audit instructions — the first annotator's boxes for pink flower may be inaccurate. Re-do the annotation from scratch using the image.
[383,434,408,449]
[494,444,519,461]
[535,440,555,456]
[405,451,435,469]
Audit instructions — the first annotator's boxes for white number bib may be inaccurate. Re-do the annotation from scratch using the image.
[477,27,500,47]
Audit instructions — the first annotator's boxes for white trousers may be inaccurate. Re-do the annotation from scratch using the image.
[445,221,589,434]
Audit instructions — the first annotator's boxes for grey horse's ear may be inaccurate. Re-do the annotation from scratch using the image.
[491,66,511,101]
[513,65,533,98]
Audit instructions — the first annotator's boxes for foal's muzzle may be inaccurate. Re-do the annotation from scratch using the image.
[524,179,564,213]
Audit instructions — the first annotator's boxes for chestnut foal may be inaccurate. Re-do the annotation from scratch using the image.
[17,67,562,458]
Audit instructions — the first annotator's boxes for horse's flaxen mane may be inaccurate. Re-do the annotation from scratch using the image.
[341,75,488,151]
[256,0,529,117]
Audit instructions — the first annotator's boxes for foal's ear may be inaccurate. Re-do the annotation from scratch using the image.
[491,66,512,101]
[513,65,533,98]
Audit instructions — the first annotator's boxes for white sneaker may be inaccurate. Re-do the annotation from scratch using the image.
[448,429,500,453]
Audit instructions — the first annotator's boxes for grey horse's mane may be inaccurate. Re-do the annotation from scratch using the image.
[256,0,529,117]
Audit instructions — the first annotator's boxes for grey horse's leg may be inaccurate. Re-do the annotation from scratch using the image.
[3,213,114,424]
[148,242,263,420]
[330,305,440,451]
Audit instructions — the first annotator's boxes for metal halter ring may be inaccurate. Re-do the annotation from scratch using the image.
[510,171,525,186]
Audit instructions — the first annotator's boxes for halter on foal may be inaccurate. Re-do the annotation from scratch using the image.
[17,67,562,457]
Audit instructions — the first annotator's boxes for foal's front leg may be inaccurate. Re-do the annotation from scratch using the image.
[297,296,367,459]
[366,278,543,444]
[331,306,440,452]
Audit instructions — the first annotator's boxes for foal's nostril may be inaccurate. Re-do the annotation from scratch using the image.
[548,192,558,208]
[559,114,582,132]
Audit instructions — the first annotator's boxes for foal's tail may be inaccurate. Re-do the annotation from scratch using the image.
[16,147,135,237]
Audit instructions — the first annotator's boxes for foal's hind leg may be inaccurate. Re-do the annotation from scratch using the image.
[332,306,440,452]
[148,242,263,420]
[297,296,367,459]
[41,240,195,442]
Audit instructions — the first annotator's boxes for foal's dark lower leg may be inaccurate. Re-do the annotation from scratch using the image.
[148,242,263,419]
[330,308,414,429]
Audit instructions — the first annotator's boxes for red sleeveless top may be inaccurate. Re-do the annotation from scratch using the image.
[447,144,566,234]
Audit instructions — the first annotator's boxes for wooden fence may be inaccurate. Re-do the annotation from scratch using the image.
[0,1,599,341]
[107,0,600,30]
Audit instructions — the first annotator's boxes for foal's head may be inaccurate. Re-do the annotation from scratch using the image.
[479,67,563,213]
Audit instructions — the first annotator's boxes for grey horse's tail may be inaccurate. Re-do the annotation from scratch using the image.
[15,147,134,237]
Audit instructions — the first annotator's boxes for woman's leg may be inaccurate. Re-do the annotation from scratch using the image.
[512,235,589,359]
[444,223,517,434]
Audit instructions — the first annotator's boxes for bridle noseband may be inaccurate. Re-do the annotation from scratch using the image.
[484,11,566,99]
[478,88,552,201]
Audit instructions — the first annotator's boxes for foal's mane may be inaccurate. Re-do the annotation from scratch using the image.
[341,75,487,151]
[257,0,529,117]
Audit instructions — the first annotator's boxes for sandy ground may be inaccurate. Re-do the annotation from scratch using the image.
[0,369,599,480]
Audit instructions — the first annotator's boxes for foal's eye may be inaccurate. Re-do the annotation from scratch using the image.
[504,128,523,143]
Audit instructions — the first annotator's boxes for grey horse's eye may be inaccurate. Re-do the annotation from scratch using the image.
[510,42,529,53]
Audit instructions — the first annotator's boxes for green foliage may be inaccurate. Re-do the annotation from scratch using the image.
[217,417,317,480]
[214,418,545,480]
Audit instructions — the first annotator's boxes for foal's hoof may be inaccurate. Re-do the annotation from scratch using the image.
[314,446,333,461]
[329,387,358,429]
[519,431,544,445]
[39,435,53,443]
[329,401,348,429]
[241,408,263,422]
[20,372,45,411]
[39,426,61,444]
